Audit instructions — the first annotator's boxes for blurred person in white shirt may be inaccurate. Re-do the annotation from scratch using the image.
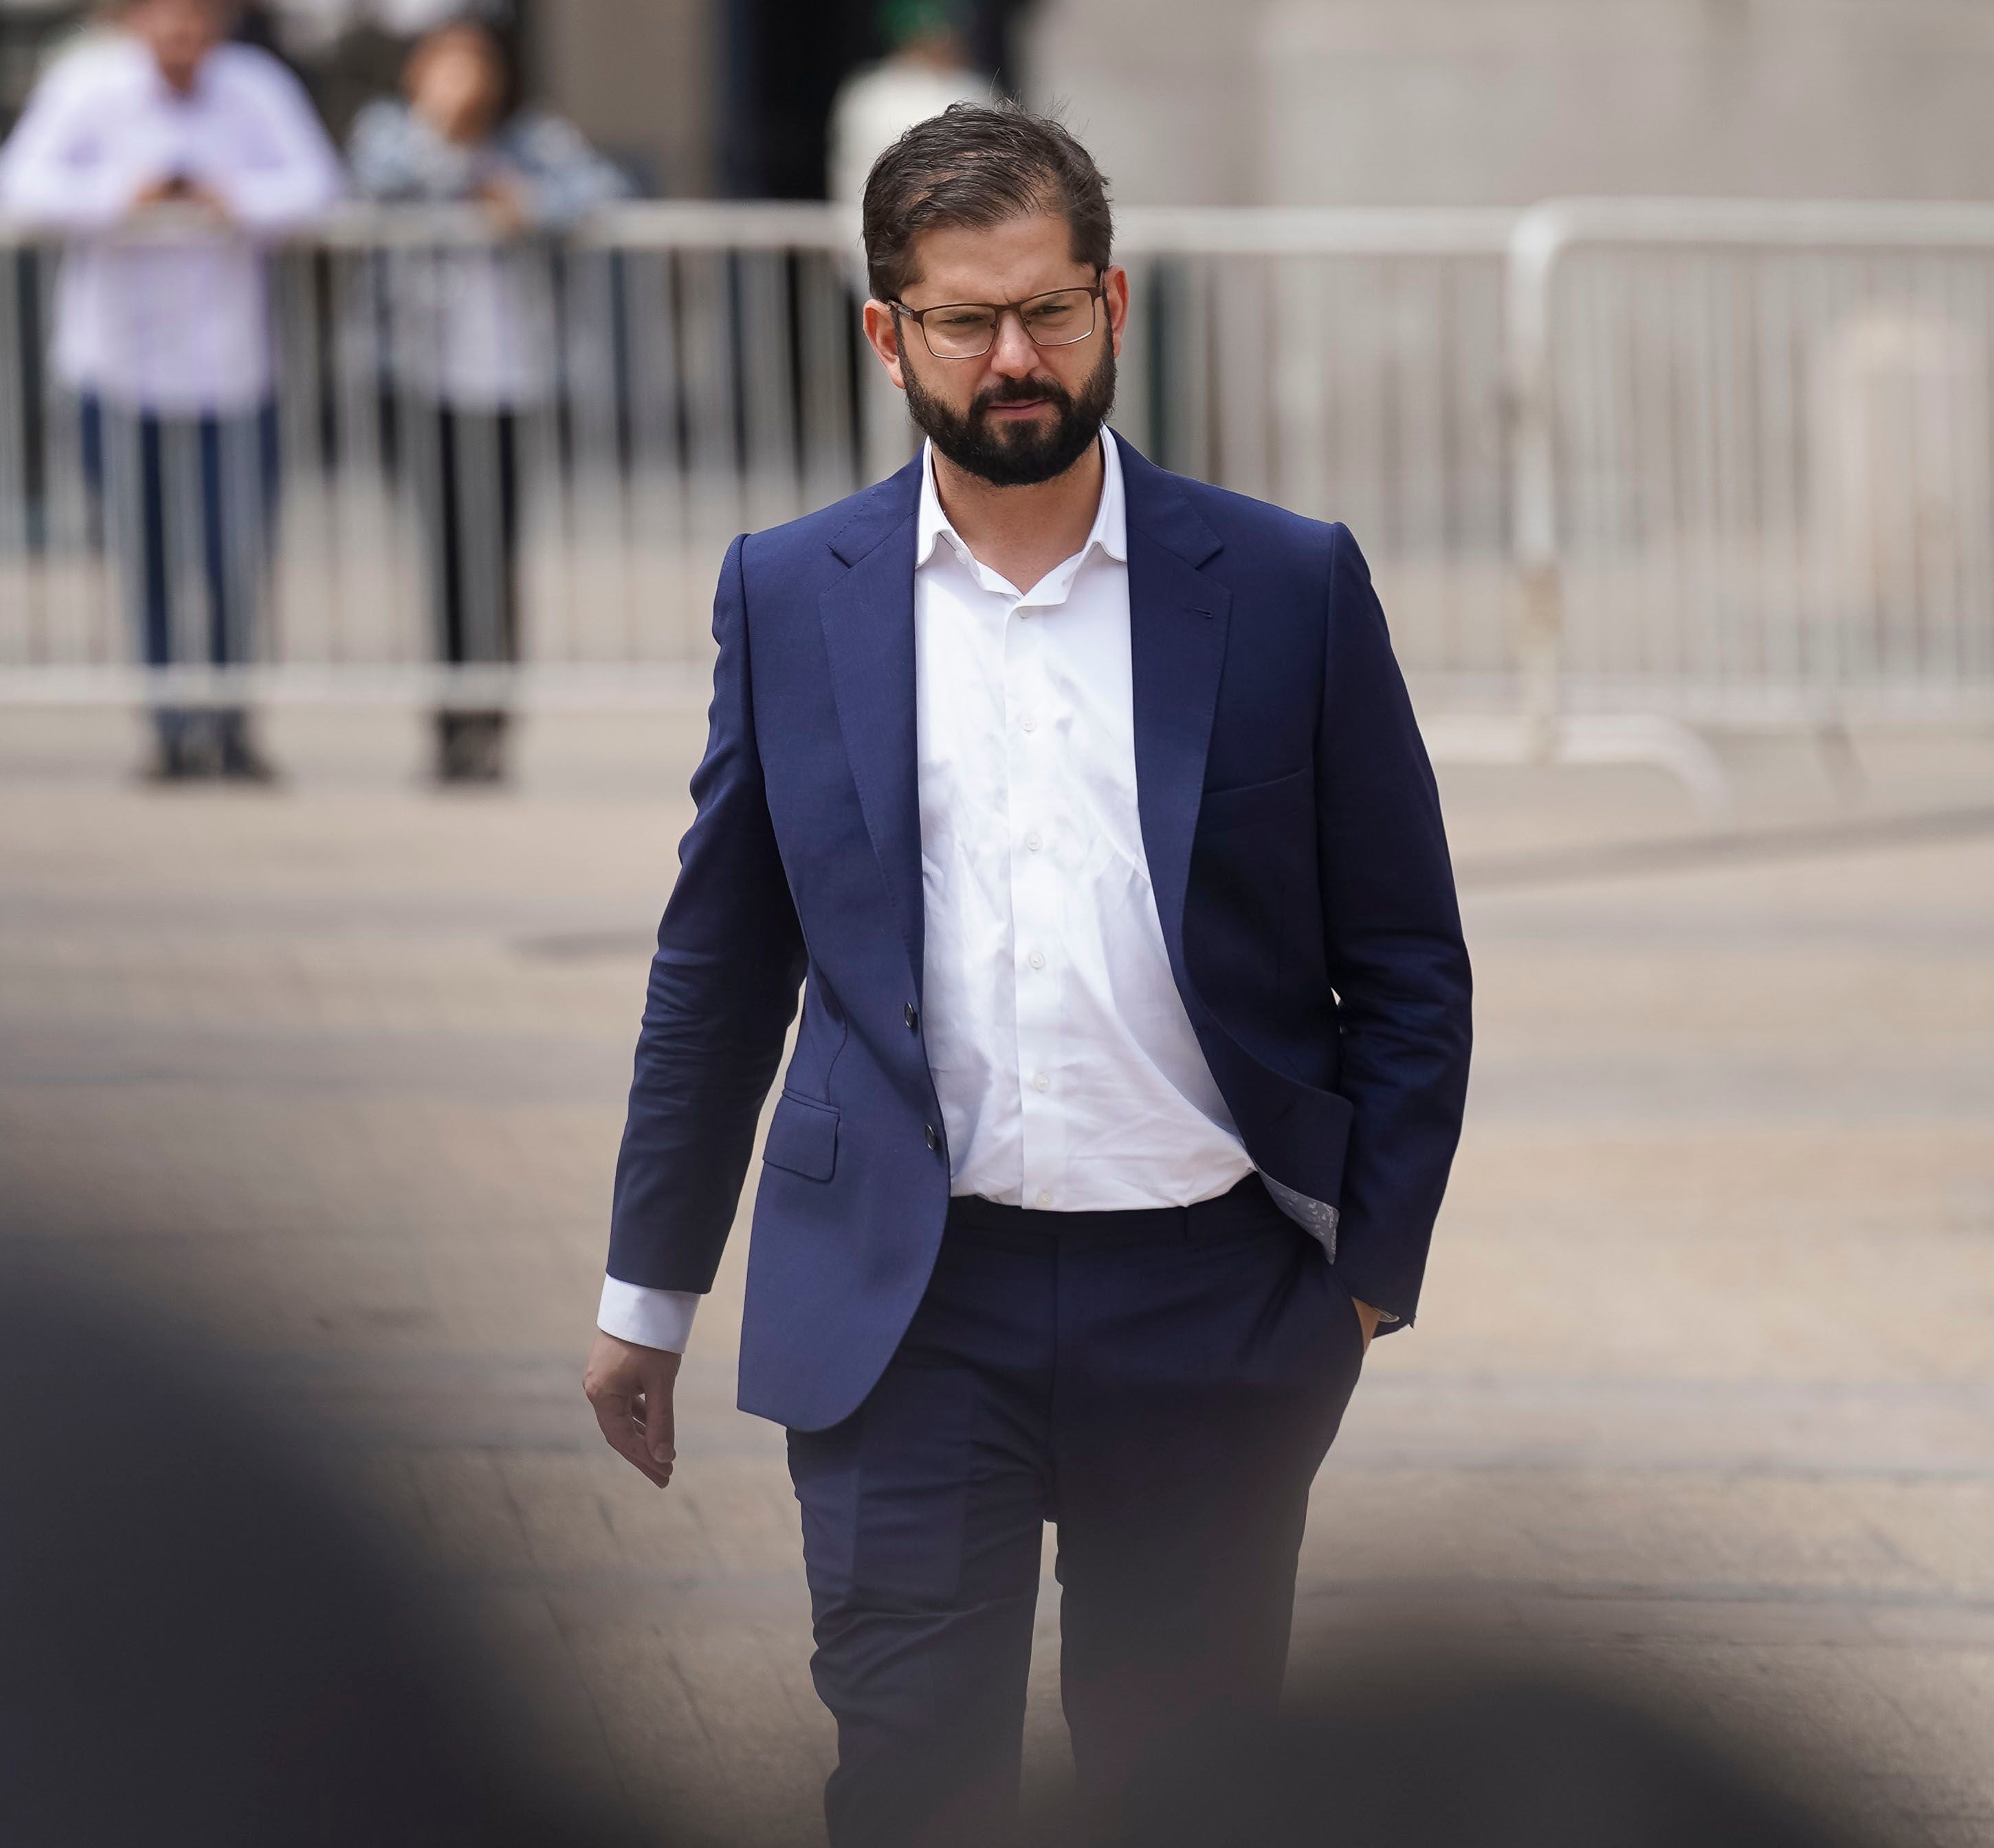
[828,0,988,485]
[828,1,988,216]
[0,0,341,781]
[348,11,628,784]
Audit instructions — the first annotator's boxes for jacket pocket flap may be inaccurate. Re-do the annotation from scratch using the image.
[1197,764,1313,835]
[764,1092,839,1181]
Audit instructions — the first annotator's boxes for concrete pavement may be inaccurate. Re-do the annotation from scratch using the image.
[1,706,1989,1845]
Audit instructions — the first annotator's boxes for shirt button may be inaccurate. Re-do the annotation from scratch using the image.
[1025,831,1043,852]
[1028,949,1045,970]
[1032,1071,1051,1092]
[1020,713,1038,732]
[1035,1189,1052,1208]
[904,1002,919,1031]
[924,1123,940,1151]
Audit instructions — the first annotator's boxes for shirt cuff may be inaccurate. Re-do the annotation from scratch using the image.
[597,1276,701,1353]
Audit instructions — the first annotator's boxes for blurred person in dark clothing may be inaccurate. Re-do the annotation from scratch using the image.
[348,10,627,784]
[0,0,341,782]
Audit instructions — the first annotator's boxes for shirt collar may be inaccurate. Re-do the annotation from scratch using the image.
[914,429,1128,578]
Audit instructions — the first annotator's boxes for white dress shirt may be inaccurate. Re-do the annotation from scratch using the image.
[0,37,342,414]
[599,434,1254,1354]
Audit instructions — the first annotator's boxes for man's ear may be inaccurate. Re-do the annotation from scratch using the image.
[861,299,907,392]
[1103,265,1131,361]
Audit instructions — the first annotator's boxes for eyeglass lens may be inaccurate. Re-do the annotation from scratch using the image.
[921,289,1098,358]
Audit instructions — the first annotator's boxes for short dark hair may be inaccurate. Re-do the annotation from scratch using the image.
[410,12,525,122]
[861,102,1114,305]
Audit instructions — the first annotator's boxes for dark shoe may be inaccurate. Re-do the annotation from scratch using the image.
[141,732,193,784]
[218,711,279,784]
[434,710,469,782]
[435,710,508,784]
[463,710,509,783]
[219,740,279,784]
[175,712,226,780]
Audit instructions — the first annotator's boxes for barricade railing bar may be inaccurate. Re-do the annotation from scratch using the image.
[3,198,1992,809]
[1511,198,1994,748]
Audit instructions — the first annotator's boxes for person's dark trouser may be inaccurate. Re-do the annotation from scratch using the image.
[80,396,280,761]
[409,402,522,778]
[786,1174,1369,1848]
[412,402,522,670]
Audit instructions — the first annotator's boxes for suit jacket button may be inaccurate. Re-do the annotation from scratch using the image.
[905,1003,919,1032]
[924,1123,940,1152]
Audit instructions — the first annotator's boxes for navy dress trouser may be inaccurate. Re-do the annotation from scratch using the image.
[786,1174,1369,1848]
[80,396,280,760]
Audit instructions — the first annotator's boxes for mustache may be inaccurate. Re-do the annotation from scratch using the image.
[974,377,1072,412]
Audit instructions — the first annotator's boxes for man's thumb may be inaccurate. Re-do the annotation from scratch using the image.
[645,1387,675,1464]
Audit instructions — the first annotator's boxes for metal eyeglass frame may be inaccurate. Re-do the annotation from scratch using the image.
[889,275,1107,360]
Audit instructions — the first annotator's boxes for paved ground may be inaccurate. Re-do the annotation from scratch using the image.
[2,705,1990,1845]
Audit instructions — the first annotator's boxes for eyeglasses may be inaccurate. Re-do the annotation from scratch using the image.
[891,278,1105,360]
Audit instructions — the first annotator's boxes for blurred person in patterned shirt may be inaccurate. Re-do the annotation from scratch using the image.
[348,11,628,784]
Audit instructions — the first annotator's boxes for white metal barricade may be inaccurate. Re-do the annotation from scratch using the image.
[1512,199,1994,729]
[0,201,1516,712]
[1115,208,1516,694]
[5,197,1994,811]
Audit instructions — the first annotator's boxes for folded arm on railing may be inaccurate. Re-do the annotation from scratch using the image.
[0,72,146,233]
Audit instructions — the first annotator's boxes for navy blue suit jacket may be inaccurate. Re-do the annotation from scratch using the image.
[608,432,1473,1433]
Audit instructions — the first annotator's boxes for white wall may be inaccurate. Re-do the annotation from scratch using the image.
[1024,0,1994,207]
[1022,0,1261,205]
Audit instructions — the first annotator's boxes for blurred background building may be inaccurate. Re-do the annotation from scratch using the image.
[1033,0,1994,206]
[14,0,1994,208]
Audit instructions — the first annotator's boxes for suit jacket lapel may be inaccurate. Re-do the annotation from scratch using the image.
[1118,433,1229,989]
[820,457,926,1002]
[815,437,1223,1010]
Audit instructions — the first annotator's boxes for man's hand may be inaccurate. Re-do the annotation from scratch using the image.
[130,173,190,210]
[129,175,230,225]
[584,1330,681,1488]
[1352,1297,1384,1353]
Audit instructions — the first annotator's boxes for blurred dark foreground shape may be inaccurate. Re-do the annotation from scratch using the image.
[0,1253,656,1848]
[1045,1641,1879,1848]
[0,1251,1890,1848]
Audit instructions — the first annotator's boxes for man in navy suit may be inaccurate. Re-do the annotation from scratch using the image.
[584,104,1473,1847]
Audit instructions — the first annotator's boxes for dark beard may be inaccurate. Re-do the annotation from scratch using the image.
[900,340,1117,488]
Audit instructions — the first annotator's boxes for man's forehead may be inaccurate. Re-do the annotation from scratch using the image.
[902,214,1092,302]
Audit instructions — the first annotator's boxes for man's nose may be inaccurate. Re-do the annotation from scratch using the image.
[986,309,1041,377]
